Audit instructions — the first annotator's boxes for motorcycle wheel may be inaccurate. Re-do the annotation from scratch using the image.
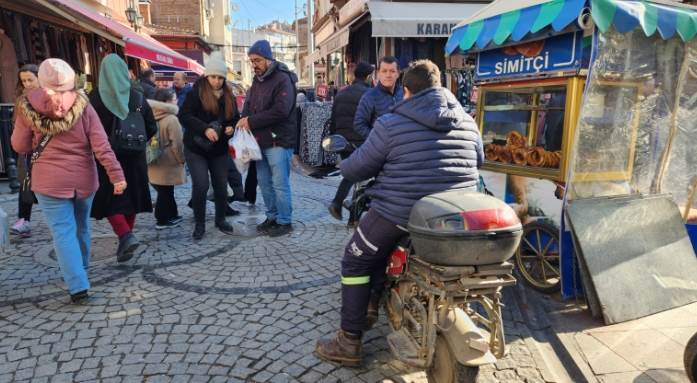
[685,332,697,383]
[427,334,480,383]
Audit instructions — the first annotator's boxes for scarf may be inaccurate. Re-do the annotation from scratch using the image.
[97,54,131,120]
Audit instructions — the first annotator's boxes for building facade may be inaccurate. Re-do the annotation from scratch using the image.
[312,0,492,86]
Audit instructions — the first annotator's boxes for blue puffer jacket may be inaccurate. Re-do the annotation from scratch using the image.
[353,83,404,139]
[341,87,484,226]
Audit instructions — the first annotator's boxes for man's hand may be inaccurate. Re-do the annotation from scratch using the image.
[205,128,219,142]
[113,181,127,195]
[224,126,234,136]
[237,117,250,130]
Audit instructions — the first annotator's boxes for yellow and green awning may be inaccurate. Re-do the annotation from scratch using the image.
[446,0,697,55]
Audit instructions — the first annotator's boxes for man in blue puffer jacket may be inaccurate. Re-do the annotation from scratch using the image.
[353,56,404,139]
[315,59,484,366]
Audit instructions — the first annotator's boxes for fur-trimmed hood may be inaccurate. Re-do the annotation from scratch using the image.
[147,99,179,121]
[18,89,88,136]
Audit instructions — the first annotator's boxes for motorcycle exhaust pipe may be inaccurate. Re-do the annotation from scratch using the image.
[440,308,497,366]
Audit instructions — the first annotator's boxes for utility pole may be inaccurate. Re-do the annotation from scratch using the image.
[307,0,314,87]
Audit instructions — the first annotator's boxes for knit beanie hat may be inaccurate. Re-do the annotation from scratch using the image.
[38,59,75,92]
[205,51,227,78]
[248,40,273,60]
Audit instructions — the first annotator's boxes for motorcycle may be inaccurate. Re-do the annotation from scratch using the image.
[322,135,523,383]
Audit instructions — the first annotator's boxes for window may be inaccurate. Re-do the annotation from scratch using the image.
[480,84,568,170]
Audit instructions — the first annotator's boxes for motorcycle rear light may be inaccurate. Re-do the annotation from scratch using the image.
[387,246,408,276]
[427,208,520,232]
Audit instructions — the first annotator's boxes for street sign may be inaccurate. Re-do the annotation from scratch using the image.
[476,32,583,80]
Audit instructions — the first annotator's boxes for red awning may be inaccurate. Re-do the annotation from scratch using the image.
[44,0,204,74]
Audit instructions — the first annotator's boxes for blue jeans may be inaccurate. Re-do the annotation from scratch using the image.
[35,193,95,294]
[256,147,293,225]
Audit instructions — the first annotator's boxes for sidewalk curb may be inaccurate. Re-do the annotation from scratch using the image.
[509,283,598,383]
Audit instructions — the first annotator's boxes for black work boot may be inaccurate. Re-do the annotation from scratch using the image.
[315,330,362,367]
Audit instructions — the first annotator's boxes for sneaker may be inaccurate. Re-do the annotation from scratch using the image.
[156,219,182,230]
[215,220,235,235]
[268,223,293,237]
[170,216,184,225]
[11,219,31,236]
[256,218,277,233]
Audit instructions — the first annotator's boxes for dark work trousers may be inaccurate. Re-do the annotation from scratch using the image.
[245,161,258,204]
[341,209,407,334]
[332,152,354,205]
[185,149,228,225]
[152,184,178,225]
[226,156,245,200]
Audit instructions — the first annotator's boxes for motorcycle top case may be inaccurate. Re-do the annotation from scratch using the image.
[407,191,522,266]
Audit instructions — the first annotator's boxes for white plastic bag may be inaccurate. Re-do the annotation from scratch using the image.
[229,128,262,174]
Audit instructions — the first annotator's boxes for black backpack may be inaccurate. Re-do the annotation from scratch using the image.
[110,92,147,154]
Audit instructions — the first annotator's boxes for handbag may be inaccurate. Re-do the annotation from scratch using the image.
[21,134,52,204]
[193,120,223,152]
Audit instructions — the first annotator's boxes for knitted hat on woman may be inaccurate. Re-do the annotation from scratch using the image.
[38,59,75,92]
[205,51,227,78]
[248,40,273,60]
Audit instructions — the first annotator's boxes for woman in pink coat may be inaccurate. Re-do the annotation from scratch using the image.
[11,59,126,303]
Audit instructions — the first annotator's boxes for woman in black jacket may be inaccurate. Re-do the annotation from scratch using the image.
[89,54,157,263]
[179,52,239,240]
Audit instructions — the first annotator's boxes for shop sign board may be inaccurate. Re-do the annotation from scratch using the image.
[476,32,583,80]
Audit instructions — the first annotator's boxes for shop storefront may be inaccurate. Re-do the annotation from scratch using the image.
[0,0,203,185]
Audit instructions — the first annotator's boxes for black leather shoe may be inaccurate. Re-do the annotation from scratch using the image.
[193,223,205,240]
[328,202,343,221]
[256,218,277,233]
[226,205,240,216]
[70,290,89,303]
[268,224,293,237]
[215,220,234,235]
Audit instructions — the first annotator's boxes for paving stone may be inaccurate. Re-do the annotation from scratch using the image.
[0,176,546,383]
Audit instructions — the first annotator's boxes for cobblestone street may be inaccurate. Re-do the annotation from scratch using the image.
[0,173,550,383]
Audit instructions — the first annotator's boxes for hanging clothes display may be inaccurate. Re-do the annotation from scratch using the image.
[299,102,339,167]
[0,30,19,104]
[0,9,90,72]
[450,68,475,115]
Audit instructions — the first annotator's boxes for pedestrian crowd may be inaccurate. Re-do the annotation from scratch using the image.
[8,39,484,368]
[10,40,299,302]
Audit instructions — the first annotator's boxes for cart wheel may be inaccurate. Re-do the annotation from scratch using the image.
[427,334,480,383]
[515,220,561,294]
[685,331,697,383]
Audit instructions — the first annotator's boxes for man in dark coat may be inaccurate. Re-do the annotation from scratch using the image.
[352,56,403,139]
[237,39,298,237]
[315,60,484,366]
[327,62,374,221]
[139,69,157,99]
[172,71,192,109]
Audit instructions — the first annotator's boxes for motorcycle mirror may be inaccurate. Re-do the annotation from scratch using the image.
[322,134,349,153]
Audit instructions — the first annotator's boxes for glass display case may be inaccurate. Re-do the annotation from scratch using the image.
[477,77,585,182]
